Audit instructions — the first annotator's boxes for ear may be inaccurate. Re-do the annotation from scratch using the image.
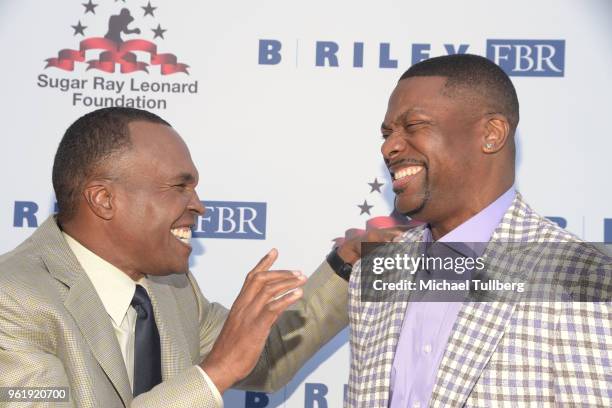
[481,114,510,154]
[82,180,115,220]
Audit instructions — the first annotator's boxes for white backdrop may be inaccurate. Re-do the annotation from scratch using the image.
[1,1,611,406]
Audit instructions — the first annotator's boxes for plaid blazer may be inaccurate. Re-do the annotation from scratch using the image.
[0,216,349,407]
[347,193,611,407]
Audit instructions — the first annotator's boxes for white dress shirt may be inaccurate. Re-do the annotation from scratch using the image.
[63,232,223,407]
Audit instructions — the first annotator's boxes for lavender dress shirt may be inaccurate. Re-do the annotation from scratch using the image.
[388,187,516,408]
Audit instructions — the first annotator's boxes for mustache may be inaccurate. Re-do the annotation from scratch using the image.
[385,158,427,168]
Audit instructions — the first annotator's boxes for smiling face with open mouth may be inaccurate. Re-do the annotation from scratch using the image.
[109,121,205,278]
[381,75,484,227]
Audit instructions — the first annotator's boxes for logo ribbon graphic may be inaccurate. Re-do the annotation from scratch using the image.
[45,37,189,75]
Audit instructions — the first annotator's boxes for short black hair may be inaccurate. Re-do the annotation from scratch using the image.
[400,54,519,132]
[52,107,171,223]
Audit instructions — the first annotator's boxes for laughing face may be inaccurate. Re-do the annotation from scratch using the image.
[381,76,484,228]
[109,121,205,277]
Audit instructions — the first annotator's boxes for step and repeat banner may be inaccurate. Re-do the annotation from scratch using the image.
[1,0,611,407]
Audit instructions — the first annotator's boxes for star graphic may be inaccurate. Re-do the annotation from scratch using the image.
[368,178,384,193]
[358,200,373,215]
[152,24,166,39]
[142,1,157,17]
[82,0,98,14]
[71,21,87,36]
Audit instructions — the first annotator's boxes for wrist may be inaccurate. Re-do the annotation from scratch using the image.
[336,245,358,265]
[326,247,353,281]
[200,358,235,395]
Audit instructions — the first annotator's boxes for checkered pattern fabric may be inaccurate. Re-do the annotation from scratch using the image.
[347,193,611,407]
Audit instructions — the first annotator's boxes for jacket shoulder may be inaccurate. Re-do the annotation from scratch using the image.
[0,236,56,293]
[0,238,69,353]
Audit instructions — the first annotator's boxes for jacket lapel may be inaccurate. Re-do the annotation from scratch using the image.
[357,227,427,406]
[64,275,133,406]
[429,194,541,407]
[32,217,132,406]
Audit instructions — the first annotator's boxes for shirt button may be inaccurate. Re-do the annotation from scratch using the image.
[422,344,432,354]
[413,401,422,408]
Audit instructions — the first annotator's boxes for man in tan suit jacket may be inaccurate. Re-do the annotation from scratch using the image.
[0,107,353,407]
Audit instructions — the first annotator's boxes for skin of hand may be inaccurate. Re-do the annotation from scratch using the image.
[200,249,306,394]
[337,226,411,265]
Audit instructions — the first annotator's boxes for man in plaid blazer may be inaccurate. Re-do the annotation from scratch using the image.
[346,55,611,407]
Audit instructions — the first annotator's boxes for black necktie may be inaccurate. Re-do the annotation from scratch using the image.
[131,284,162,397]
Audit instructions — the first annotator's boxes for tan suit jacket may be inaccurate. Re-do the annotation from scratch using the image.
[0,217,348,407]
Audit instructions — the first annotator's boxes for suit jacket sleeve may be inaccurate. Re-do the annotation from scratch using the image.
[131,366,220,408]
[0,277,74,407]
[191,260,349,394]
[553,301,611,405]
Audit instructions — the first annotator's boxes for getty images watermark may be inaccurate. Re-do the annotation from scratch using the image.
[360,242,611,303]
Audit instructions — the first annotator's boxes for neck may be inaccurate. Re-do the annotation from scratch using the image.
[428,181,513,241]
[61,218,145,281]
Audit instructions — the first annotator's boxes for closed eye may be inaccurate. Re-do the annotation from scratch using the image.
[404,120,431,130]
[381,123,392,140]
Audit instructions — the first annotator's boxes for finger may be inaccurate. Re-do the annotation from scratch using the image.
[363,231,400,243]
[255,248,278,272]
[385,226,411,242]
[387,225,413,232]
[250,270,305,284]
[259,275,307,304]
[246,249,279,282]
[239,250,278,296]
[344,228,366,240]
[244,272,306,302]
[384,230,405,241]
[263,287,304,317]
[375,226,410,237]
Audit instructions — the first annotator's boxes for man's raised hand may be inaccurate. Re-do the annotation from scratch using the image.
[200,249,306,394]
